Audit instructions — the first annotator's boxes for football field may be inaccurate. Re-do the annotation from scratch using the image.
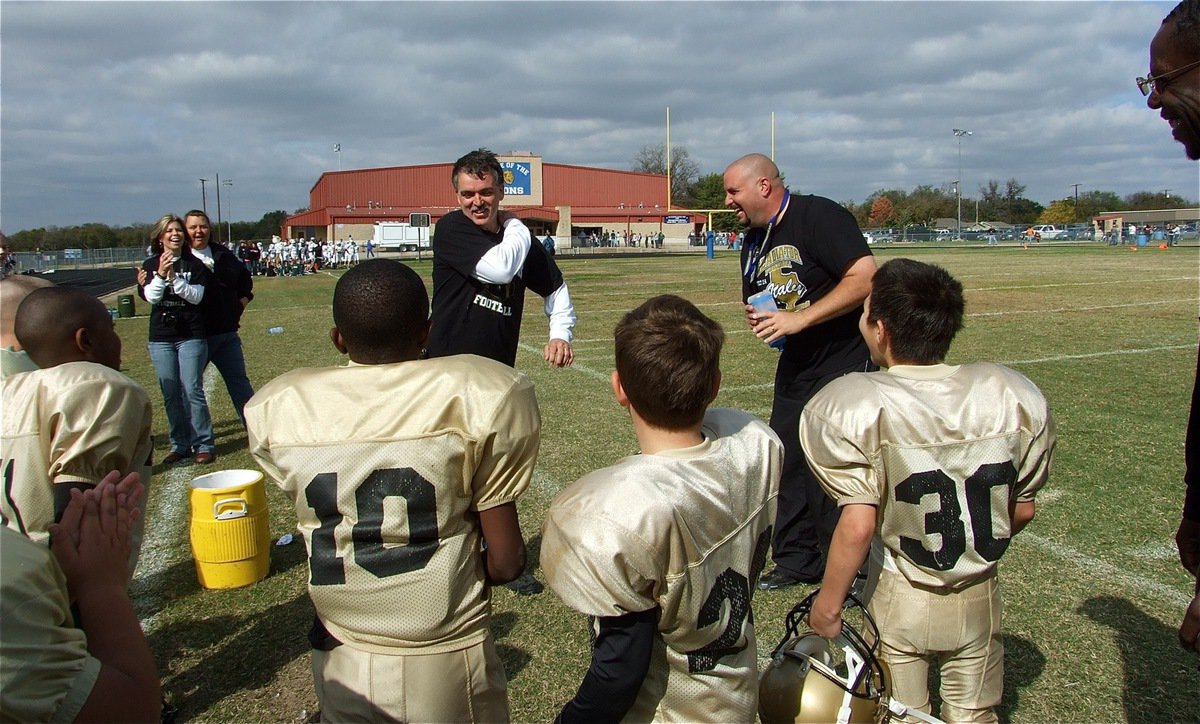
[115,245,1199,723]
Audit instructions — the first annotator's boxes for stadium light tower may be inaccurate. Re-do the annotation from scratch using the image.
[953,129,972,239]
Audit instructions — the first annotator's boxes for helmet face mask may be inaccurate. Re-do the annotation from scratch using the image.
[759,590,892,724]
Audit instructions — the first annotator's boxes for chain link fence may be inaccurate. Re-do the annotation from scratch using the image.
[10,247,147,274]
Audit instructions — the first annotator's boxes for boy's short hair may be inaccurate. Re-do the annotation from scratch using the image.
[451,148,503,189]
[614,294,724,429]
[867,258,964,364]
[14,287,110,366]
[333,259,428,360]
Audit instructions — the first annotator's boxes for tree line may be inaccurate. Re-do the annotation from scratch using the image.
[4,210,292,252]
[632,144,1196,233]
[7,148,1193,250]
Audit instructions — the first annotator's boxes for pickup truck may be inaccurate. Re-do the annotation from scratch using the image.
[1031,224,1067,240]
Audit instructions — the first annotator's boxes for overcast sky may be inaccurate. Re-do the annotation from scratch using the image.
[2,0,1197,233]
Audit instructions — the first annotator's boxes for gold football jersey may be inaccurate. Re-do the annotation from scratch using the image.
[0,362,153,568]
[541,408,782,722]
[800,363,1056,590]
[245,355,540,655]
[0,525,101,723]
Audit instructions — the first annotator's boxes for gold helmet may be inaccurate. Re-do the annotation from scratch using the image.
[759,590,892,724]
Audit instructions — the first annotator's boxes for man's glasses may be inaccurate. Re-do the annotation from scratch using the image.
[1137,58,1200,96]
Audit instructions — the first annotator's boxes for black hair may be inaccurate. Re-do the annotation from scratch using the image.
[451,148,503,190]
[332,259,428,362]
[867,259,964,364]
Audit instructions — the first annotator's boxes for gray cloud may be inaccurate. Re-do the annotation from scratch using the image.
[2,0,1194,232]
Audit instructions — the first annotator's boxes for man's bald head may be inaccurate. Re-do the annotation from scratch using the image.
[727,153,782,185]
[14,287,123,370]
[723,153,787,228]
[1,275,55,349]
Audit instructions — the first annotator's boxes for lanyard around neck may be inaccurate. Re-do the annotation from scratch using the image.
[744,189,790,280]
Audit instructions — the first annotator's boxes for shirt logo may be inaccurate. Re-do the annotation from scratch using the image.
[473,294,512,316]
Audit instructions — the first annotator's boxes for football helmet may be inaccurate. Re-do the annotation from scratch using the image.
[759,590,892,724]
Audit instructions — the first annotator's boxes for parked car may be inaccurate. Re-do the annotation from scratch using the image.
[1032,224,1067,240]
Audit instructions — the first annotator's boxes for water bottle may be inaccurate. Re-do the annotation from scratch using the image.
[746,291,786,351]
[267,326,284,335]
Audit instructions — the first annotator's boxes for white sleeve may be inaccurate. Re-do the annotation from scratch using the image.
[473,217,531,284]
[172,275,205,305]
[143,275,166,303]
[544,282,576,343]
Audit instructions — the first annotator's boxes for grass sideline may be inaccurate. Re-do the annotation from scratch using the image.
[112,246,1198,723]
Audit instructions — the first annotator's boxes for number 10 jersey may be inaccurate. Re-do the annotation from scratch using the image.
[800,362,1056,590]
[246,355,540,654]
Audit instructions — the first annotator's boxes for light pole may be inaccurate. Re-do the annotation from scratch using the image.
[215,172,224,245]
[199,178,209,215]
[221,178,234,243]
[953,129,972,239]
[334,143,342,171]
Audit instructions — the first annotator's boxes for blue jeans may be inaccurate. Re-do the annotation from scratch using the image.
[206,331,254,426]
[148,339,215,455]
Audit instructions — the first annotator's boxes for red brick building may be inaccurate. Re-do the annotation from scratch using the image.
[283,153,702,245]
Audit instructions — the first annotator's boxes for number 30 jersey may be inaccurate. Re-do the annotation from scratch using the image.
[800,362,1056,590]
[245,355,540,654]
[541,409,782,722]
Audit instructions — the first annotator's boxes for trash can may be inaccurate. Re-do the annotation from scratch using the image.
[117,294,135,318]
[188,469,271,589]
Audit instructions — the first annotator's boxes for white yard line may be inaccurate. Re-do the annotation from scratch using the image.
[967,276,1196,292]
[517,342,610,383]
[132,366,219,633]
[1000,344,1194,366]
[968,299,1196,318]
[1015,533,1191,607]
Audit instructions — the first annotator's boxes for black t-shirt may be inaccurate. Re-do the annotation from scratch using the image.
[427,210,564,367]
[740,193,872,381]
[141,254,210,342]
[198,242,253,335]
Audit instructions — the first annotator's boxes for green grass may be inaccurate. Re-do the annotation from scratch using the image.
[115,246,1199,723]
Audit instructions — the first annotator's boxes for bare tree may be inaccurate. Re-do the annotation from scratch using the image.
[631,144,699,205]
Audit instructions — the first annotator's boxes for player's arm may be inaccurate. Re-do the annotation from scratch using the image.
[474,216,531,284]
[556,607,658,724]
[51,473,160,723]
[48,379,154,527]
[478,502,526,585]
[1011,500,1036,535]
[751,254,876,345]
[811,504,876,639]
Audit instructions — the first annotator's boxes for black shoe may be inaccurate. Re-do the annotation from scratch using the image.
[505,571,544,596]
[757,567,819,591]
[161,451,190,465]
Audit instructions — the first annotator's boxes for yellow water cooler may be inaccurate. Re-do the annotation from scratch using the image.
[188,469,271,589]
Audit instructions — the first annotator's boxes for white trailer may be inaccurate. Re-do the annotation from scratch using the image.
[372,222,431,251]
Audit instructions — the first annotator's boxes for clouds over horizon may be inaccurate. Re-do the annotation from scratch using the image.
[2,1,1195,232]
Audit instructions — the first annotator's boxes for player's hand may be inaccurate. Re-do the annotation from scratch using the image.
[749,308,805,347]
[50,471,142,599]
[809,589,844,639]
[544,338,574,367]
[136,267,149,286]
[1180,589,1200,654]
[1176,517,1200,577]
